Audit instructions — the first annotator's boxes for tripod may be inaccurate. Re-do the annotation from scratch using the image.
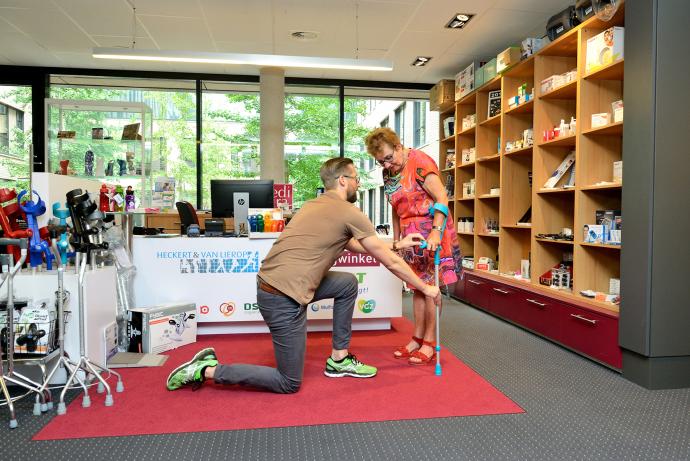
[0,238,50,429]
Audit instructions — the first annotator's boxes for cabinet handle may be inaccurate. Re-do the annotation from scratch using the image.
[173,221,181,225]
[493,288,510,294]
[469,280,482,285]
[526,299,546,307]
[570,314,597,325]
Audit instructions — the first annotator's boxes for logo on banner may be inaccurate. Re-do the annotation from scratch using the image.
[155,250,261,274]
[219,302,236,317]
[199,305,210,315]
[334,251,380,267]
[358,299,376,314]
[310,303,319,312]
[244,303,259,311]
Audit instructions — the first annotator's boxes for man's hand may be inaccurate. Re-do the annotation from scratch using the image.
[423,285,441,305]
[397,232,425,249]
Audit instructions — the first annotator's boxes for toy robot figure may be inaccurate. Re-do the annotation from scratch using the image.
[125,186,135,211]
[167,312,195,341]
[126,151,136,175]
[114,185,125,212]
[52,202,75,265]
[18,190,54,270]
[117,159,127,176]
[84,149,94,176]
[99,184,111,212]
[59,159,69,175]
[95,157,105,176]
[105,160,114,176]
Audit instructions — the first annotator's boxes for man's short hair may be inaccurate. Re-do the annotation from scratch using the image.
[364,127,401,156]
[320,157,354,190]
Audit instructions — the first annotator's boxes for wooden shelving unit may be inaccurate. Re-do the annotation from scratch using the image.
[440,3,625,314]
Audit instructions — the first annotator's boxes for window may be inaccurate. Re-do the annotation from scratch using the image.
[413,101,427,148]
[394,104,405,143]
[380,116,388,128]
[0,86,32,191]
[201,81,260,209]
[285,85,340,209]
[368,188,374,222]
[379,187,386,225]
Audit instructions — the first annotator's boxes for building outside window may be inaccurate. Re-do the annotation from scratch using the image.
[413,101,427,148]
[394,104,405,144]
[0,86,32,191]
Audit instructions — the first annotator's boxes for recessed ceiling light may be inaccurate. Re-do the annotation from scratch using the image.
[445,13,474,29]
[411,56,432,67]
[290,31,318,41]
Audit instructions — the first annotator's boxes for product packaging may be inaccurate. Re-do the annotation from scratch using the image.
[430,79,455,111]
[591,112,610,128]
[521,38,546,59]
[497,47,522,73]
[128,303,197,354]
[583,224,604,243]
[613,161,623,182]
[586,26,624,74]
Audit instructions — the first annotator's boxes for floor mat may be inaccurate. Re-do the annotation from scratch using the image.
[34,317,523,440]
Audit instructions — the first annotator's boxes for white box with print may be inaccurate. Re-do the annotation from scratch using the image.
[128,302,197,354]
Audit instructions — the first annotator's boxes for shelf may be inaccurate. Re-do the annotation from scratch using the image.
[72,174,143,181]
[479,114,501,127]
[503,145,533,157]
[478,75,501,92]
[477,153,500,162]
[504,98,534,115]
[477,233,500,238]
[457,91,476,105]
[458,125,476,136]
[438,101,455,113]
[536,238,574,246]
[503,224,531,229]
[580,242,621,250]
[583,121,623,136]
[458,231,475,236]
[458,162,475,169]
[538,29,579,57]
[441,166,455,173]
[478,194,500,200]
[53,137,144,143]
[584,59,624,80]
[441,134,455,143]
[538,134,576,148]
[459,196,475,201]
[537,188,575,195]
[540,80,577,100]
[502,55,535,78]
[580,183,622,191]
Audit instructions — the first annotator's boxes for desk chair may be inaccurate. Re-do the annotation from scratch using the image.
[175,201,199,235]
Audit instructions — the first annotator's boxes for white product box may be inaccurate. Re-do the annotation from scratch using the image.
[521,38,546,59]
[584,224,604,243]
[609,229,622,244]
[128,302,197,354]
[462,148,475,164]
[497,47,521,73]
[591,112,610,128]
[613,161,623,183]
[521,259,530,280]
[455,61,483,100]
[541,74,565,95]
[586,26,624,74]
[609,278,621,296]
[543,152,575,189]
[443,116,455,138]
[611,100,624,123]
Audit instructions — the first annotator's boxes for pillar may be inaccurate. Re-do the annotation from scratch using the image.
[259,67,285,183]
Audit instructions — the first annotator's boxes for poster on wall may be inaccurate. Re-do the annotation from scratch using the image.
[273,184,293,210]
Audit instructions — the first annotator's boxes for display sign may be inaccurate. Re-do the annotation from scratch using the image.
[273,183,293,209]
[132,238,401,325]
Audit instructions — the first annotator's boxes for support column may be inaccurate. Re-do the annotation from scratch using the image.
[260,67,285,183]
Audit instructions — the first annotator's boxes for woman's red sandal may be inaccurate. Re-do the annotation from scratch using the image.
[393,336,423,359]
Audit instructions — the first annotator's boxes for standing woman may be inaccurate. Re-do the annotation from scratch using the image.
[365,127,461,365]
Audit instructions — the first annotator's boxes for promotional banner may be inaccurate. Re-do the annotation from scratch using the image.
[273,184,293,209]
[132,238,402,324]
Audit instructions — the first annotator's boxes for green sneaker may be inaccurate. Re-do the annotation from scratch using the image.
[324,354,377,378]
[166,347,218,391]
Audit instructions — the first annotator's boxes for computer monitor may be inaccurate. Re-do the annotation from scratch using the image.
[210,179,274,217]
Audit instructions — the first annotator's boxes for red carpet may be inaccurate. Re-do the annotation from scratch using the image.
[34,318,523,440]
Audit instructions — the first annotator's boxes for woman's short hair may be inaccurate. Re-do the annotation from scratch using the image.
[364,127,401,156]
[320,157,354,189]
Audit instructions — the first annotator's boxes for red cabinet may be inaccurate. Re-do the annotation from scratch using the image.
[519,292,563,339]
[464,274,491,309]
[489,284,524,324]
[453,271,467,301]
[557,305,622,368]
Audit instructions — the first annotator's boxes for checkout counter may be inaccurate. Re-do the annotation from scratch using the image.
[132,235,402,334]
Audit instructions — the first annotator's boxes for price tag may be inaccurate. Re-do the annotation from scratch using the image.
[112,193,124,206]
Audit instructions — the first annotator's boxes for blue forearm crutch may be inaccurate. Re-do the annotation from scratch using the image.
[18,190,54,270]
[419,202,449,376]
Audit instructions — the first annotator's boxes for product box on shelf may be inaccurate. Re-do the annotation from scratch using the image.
[586,26,624,74]
[455,61,484,100]
[462,148,475,164]
[488,90,502,118]
[583,224,604,243]
[611,100,624,123]
[443,116,455,138]
[543,152,575,189]
[521,37,546,59]
[613,161,623,183]
[481,58,497,83]
[591,112,610,128]
[128,302,197,354]
[497,47,522,73]
[430,79,455,111]
[546,5,579,41]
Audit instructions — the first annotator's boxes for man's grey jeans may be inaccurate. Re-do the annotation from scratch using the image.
[213,271,358,393]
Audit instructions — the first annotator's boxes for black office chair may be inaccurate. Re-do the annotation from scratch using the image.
[176,201,199,235]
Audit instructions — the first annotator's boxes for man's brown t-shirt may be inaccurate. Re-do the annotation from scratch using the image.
[258,190,376,305]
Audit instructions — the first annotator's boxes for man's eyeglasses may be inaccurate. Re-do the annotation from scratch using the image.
[341,175,360,184]
[376,152,395,166]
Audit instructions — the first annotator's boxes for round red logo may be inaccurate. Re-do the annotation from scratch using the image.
[199,305,210,315]
[219,302,236,317]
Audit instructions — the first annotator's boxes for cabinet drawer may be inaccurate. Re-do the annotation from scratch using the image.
[488,283,523,323]
[558,305,621,368]
[465,274,491,310]
[519,293,562,338]
[453,271,467,301]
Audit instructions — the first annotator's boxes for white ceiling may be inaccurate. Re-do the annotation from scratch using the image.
[0,0,572,84]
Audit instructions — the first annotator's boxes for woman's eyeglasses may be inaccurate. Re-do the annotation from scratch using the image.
[376,153,395,166]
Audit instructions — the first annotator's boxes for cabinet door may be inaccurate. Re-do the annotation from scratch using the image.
[453,271,467,301]
[558,305,622,369]
[488,283,523,322]
[465,275,491,309]
[519,293,563,339]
